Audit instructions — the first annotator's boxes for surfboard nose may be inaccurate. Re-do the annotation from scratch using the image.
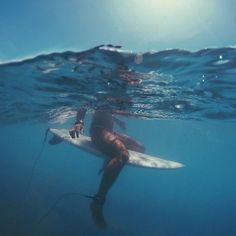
[173,162,184,168]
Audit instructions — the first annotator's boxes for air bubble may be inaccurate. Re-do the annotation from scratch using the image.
[175,104,184,109]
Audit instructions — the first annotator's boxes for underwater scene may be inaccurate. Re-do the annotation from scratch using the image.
[0,45,236,236]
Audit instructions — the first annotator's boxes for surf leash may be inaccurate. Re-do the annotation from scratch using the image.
[35,191,95,225]
[14,128,50,235]
[24,128,50,200]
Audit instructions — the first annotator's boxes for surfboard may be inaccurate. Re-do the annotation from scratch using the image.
[49,128,184,169]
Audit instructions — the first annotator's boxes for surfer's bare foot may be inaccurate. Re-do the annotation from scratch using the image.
[90,200,107,229]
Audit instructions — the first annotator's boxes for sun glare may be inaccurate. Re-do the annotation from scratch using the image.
[111,0,217,43]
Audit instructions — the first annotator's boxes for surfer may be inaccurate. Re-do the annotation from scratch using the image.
[87,106,145,229]
[50,105,145,228]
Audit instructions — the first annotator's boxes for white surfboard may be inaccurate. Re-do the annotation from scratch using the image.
[49,128,184,169]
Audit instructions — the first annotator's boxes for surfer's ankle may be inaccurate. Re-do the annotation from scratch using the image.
[93,194,106,205]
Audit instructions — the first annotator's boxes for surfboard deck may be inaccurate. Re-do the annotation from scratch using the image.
[49,128,184,169]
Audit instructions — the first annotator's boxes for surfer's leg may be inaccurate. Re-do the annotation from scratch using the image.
[90,134,129,229]
[96,140,129,197]
[116,133,145,153]
[93,131,130,196]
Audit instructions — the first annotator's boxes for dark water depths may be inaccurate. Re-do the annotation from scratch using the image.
[0,45,236,236]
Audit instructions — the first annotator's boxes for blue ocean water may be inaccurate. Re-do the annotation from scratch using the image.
[0,45,236,236]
